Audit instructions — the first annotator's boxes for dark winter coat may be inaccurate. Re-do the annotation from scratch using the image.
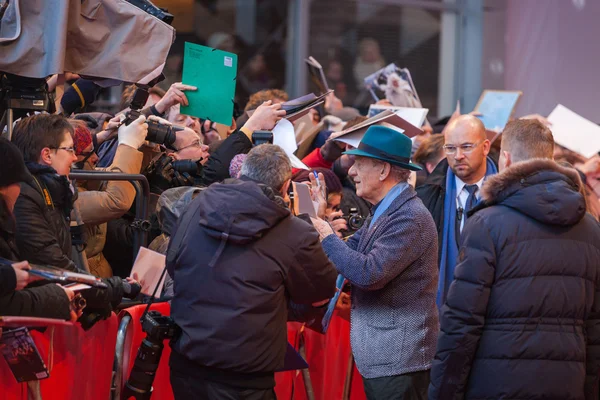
[13,163,77,271]
[416,158,449,261]
[167,177,337,387]
[0,194,71,320]
[429,159,600,400]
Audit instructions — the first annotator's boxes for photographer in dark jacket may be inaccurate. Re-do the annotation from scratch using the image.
[0,137,73,320]
[10,114,142,323]
[167,144,337,400]
[429,120,600,399]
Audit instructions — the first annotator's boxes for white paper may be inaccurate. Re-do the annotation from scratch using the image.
[130,247,167,297]
[368,105,429,128]
[547,104,600,158]
[273,118,297,154]
[292,182,317,218]
[272,119,309,169]
[335,131,366,148]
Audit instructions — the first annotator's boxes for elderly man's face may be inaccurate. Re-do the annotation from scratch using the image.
[348,156,383,204]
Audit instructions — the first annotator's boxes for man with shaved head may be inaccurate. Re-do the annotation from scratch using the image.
[429,118,600,400]
[416,115,497,306]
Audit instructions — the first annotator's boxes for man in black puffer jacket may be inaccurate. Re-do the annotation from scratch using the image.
[429,119,600,400]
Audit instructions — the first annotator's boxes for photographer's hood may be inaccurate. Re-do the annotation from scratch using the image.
[0,0,175,83]
[197,178,291,268]
[199,178,290,245]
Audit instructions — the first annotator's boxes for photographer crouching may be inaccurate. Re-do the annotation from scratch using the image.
[166,144,337,399]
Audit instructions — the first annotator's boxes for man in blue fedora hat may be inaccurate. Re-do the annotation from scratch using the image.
[311,124,439,399]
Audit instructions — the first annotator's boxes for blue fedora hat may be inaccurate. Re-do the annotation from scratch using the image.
[344,125,422,171]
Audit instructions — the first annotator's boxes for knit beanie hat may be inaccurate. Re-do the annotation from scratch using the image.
[229,153,247,178]
[0,137,31,188]
[74,124,93,155]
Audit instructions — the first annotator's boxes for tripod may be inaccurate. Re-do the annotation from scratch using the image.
[0,73,55,140]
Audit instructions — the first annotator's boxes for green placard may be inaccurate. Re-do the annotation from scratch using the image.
[180,42,237,125]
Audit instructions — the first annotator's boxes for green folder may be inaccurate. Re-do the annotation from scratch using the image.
[180,42,237,126]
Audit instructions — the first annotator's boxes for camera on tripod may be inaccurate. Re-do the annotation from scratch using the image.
[122,310,180,400]
[124,87,183,149]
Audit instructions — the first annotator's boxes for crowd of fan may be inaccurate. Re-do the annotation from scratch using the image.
[2,75,600,398]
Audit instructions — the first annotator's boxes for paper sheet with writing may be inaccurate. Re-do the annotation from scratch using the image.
[547,104,600,158]
[130,247,167,297]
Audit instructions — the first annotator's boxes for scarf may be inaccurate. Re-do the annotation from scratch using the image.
[437,157,497,307]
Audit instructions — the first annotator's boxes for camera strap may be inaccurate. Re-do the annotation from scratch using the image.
[140,196,202,322]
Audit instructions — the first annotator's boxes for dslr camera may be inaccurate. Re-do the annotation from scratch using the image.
[122,310,180,399]
[342,207,364,232]
[124,87,183,149]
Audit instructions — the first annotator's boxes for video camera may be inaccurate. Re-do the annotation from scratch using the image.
[0,73,55,139]
[124,87,183,149]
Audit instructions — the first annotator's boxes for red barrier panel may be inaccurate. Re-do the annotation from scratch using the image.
[274,312,367,400]
[117,303,173,400]
[0,314,118,400]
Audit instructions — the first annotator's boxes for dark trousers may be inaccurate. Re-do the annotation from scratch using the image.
[363,369,430,400]
[170,368,276,400]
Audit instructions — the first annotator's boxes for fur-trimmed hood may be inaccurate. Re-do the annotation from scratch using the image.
[478,158,586,226]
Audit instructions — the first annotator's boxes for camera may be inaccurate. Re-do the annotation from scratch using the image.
[342,207,364,232]
[125,0,174,24]
[172,158,204,176]
[122,310,180,400]
[124,87,182,149]
[252,130,273,146]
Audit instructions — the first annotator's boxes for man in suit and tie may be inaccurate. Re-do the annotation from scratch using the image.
[416,115,497,306]
[311,125,439,399]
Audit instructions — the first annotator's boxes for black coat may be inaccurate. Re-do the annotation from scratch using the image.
[167,178,337,382]
[429,159,600,400]
[416,159,448,261]
[13,163,76,270]
[0,193,71,319]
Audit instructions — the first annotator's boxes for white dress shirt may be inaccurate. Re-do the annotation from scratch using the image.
[455,176,485,232]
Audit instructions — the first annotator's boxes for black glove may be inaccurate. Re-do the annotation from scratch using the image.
[145,153,176,194]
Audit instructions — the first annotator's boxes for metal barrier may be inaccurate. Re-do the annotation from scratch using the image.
[112,314,132,400]
[69,171,150,258]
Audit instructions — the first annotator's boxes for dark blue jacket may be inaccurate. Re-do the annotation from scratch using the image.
[429,159,600,400]
[167,178,337,380]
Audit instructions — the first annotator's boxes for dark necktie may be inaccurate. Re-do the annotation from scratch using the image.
[464,184,479,221]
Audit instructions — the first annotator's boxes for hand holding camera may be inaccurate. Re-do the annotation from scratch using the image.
[327,210,348,239]
[118,115,148,149]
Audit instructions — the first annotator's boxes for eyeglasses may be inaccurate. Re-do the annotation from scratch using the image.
[177,139,203,151]
[50,146,76,154]
[443,141,482,155]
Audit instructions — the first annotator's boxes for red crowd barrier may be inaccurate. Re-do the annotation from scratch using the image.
[0,314,118,400]
[115,302,173,400]
[275,311,367,400]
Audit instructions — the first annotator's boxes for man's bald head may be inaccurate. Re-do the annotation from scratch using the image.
[443,115,486,143]
[443,114,490,184]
